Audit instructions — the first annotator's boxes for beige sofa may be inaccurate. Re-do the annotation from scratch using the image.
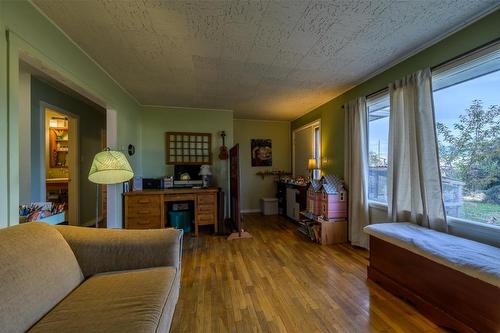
[0,222,183,333]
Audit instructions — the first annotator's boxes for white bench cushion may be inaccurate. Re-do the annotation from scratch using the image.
[364,222,500,288]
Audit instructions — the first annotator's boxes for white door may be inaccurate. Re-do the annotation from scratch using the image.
[292,120,320,178]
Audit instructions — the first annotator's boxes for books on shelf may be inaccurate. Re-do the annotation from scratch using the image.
[296,217,321,243]
[297,211,347,244]
[311,224,320,242]
[299,210,345,223]
[296,220,315,241]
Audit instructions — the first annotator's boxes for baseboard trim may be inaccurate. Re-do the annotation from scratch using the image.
[241,209,261,214]
[80,216,104,227]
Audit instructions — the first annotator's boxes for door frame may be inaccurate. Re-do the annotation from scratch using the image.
[229,144,241,234]
[41,102,80,225]
[6,31,111,228]
[292,119,321,177]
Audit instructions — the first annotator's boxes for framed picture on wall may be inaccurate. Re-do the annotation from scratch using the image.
[251,139,272,166]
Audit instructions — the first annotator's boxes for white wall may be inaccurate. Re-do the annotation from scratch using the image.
[106,108,121,228]
[18,69,31,204]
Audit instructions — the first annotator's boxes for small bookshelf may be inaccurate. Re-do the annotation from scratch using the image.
[49,125,69,168]
[298,211,347,245]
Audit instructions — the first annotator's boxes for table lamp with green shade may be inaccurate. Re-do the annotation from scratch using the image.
[88,148,134,228]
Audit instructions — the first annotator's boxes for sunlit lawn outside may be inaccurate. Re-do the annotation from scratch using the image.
[463,201,500,225]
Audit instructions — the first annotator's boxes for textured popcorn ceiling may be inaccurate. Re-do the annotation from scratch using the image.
[34,0,498,120]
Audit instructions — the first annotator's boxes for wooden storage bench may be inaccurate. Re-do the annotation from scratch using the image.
[364,223,500,333]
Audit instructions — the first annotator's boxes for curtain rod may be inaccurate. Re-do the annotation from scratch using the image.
[366,87,389,99]
[341,38,500,109]
[341,86,388,109]
[430,37,500,72]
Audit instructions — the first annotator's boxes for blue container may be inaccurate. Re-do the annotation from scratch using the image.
[168,210,191,233]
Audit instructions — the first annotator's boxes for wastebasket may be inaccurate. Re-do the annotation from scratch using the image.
[168,210,192,233]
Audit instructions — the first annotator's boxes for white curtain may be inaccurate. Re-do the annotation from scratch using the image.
[345,97,370,248]
[387,68,447,232]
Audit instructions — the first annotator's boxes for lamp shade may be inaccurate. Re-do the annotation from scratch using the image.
[307,158,318,170]
[199,165,212,176]
[88,150,134,185]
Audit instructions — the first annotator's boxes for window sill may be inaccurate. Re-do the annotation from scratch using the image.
[368,200,388,210]
[447,216,500,233]
[366,200,500,246]
[447,217,500,247]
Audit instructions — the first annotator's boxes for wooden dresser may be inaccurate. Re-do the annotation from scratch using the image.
[123,187,218,236]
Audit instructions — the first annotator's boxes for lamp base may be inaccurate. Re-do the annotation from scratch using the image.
[95,183,99,228]
[227,230,252,240]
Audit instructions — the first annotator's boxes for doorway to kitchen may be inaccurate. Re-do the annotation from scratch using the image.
[43,105,79,225]
[15,52,108,229]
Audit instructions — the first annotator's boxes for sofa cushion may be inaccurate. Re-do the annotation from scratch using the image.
[0,222,84,333]
[55,225,183,278]
[28,267,178,333]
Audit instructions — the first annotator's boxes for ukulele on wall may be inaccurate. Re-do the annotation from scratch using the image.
[219,131,228,160]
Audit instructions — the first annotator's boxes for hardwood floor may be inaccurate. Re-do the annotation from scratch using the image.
[171,214,446,333]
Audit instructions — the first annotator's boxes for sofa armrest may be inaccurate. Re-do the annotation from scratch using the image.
[54,225,183,278]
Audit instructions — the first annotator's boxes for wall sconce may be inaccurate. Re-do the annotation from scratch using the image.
[128,144,135,156]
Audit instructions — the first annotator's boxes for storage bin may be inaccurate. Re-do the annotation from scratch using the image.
[168,210,192,233]
[260,197,278,215]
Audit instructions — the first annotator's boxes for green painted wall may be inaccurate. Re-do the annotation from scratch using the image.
[141,106,233,215]
[0,1,142,227]
[0,6,9,227]
[31,77,106,225]
[234,119,291,212]
[292,9,500,178]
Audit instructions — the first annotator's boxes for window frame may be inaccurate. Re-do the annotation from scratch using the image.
[365,41,500,240]
[431,40,500,229]
[367,90,390,204]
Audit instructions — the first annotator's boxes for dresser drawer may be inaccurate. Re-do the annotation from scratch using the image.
[197,213,215,225]
[166,194,196,202]
[127,195,161,208]
[197,194,215,204]
[126,195,162,228]
[127,207,161,218]
[126,216,162,229]
[197,204,214,213]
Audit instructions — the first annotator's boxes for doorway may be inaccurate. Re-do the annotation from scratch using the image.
[229,144,241,234]
[14,54,109,228]
[43,105,79,225]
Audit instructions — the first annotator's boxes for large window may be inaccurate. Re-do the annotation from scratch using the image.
[365,43,500,227]
[432,43,500,226]
[368,93,390,203]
